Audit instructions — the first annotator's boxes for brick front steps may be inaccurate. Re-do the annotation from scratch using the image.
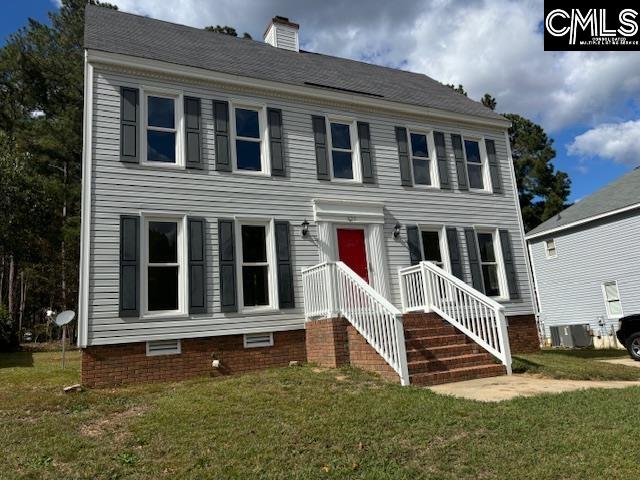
[403,312,506,386]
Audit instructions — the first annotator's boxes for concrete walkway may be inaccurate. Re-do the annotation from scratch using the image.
[429,374,640,402]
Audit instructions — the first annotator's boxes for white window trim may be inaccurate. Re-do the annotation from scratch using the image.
[243,332,274,348]
[140,86,185,169]
[230,100,271,176]
[418,224,450,272]
[602,281,624,319]
[140,213,189,319]
[235,218,279,313]
[474,227,509,301]
[326,116,362,183]
[544,238,558,259]
[462,135,492,193]
[407,128,440,189]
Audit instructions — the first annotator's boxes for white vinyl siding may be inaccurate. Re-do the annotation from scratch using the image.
[85,67,534,346]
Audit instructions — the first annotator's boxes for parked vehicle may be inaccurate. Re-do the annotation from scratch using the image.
[616,315,640,360]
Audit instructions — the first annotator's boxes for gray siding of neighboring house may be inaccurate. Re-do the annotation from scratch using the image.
[86,65,534,346]
[529,210,640,338]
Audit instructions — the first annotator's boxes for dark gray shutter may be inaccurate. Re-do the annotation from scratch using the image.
[434,132,451,190]
[184,97,202,169]
[464,228,485,293]
[188,217,207,313]
[451,134,468,191]
[499,229,520,299]
[119,215,139,317]
[268,108,285,176]
[312,115,330,180]
[358,122,375,183]
[406,225,422,265]
[446,227,464,280]
[213,100,231,171]
[120,87,139,163]
[218,219,237,312]
[274,221,295,309]
[395,127,412,186]
[485,139,503,194]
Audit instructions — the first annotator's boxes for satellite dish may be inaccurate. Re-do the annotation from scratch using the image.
[55,310,75,327]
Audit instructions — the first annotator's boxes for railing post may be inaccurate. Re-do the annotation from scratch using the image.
[394,314,410,386]
[420,262,432,312]
[326,263,340,318]
[399,268,407,312]
[497,308,512,375]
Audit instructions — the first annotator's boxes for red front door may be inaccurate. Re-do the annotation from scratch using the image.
[337,228,369,283]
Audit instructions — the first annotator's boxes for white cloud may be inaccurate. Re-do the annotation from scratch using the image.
[102,0,640,132]
[567,120,640,166]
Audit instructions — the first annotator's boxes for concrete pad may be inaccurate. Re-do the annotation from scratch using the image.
[429,375,640,402]
[598,357,640,368]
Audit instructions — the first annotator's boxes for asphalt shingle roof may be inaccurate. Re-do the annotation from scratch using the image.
[84,5,504,122]
[527,167,640,237]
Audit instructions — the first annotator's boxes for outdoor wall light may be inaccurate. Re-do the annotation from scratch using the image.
[301,219,310,237]
[393,223,402,238]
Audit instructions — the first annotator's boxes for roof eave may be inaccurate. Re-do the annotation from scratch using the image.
[86,48,511,130]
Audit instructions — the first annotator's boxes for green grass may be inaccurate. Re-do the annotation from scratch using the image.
[1,350,640,479]
[513,349,640,380]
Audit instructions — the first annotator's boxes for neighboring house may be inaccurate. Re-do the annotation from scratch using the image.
[527,168,640,348]
[79,6,538,387]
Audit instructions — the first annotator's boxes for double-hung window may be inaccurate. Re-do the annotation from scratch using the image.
[602,281,623,318]
[143,216,186,315]
[420,228,447,270]
[238,221,276,309]
[410,132,433,186]
[328,120,357,180]
[232,104,268,174]
[464,138,489,191]
[144,92,182,166]
[476,231,503,297]
[545,239,557,258]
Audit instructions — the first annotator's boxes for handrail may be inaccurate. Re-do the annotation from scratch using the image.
[399,261,512,374]
[302,261,410,385]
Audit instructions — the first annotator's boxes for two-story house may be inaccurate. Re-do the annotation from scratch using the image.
[79,5,539,387]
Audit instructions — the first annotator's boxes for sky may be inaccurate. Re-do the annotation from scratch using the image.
[4,0,640,202]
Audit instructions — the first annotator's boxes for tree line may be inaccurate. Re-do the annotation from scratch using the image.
[0,1,570,349]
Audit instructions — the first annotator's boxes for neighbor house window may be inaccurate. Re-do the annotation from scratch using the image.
[420,228,446,270]
[476,231,503,297]
[232,104,268,174]
[409,132,433,186]
[464,139,487,190]
[329,120,356,180]
[238,222,275,309]
[602,281,623,318]
[545,239,557,258]
[143,217,185,314]
[145,93,180,165]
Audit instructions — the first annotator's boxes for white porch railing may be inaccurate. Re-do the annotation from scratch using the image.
[302,261,410,386]
[399,261,512,374]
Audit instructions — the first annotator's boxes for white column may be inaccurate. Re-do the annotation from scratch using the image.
[317,221,336,263]
[368,223,390,300]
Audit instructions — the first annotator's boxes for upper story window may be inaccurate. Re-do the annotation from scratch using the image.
[410,132,433,186]
[476,231,504,298]
[544,239,557,258]
[464,138,490,191]
[328,120,359,181]
[420,228,447,270]
[143,216,186,316]
[602,281,623,318]
[231,103,269,174]
[237,221,276,310]
[143,92,183,167]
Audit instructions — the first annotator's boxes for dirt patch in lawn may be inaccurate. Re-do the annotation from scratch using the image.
[80,404,147,438]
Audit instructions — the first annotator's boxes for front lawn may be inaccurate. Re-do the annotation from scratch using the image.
[513,349,640,380]
[1,349,638,479]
